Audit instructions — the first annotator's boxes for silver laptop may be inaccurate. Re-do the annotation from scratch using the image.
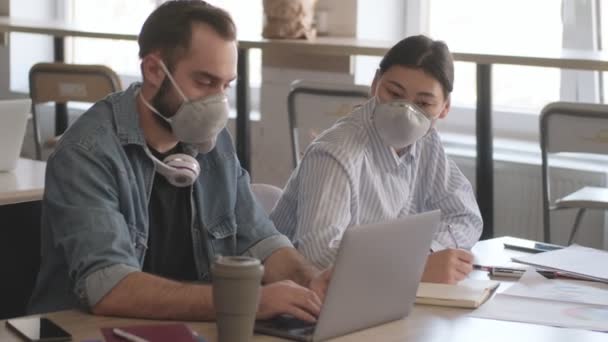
[255,210,440,341]
[0,99,31,171]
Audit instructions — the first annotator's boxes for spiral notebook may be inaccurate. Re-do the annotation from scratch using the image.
[415,279,500,308]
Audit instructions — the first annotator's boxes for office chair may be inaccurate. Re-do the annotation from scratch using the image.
[287,80,370,168]
[29,62,122,160]
[540,101,608,244]
[251,183,283,215]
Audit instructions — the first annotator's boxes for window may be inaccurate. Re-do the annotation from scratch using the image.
[8,0,55,92]
[61,0,263,115]
[428,0,562,113]
[207,0,263,87]
[376,0,605,142]
[65,0,157,80]
[65,0,263,87]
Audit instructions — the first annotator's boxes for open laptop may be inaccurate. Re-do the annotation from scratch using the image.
[0,99,31,171]
[255,210,440,341]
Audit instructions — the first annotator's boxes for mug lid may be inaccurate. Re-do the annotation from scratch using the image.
[214,256,261,267]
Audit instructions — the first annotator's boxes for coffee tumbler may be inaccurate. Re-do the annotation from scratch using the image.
[212,256,264,342]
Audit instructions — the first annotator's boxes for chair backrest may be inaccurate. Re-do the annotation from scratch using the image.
[29,62,122,104]
[28,63,122,160]
[251,183,283,215]
[287,80,370,168]
[540,101,608,242]
[541,101,608,155]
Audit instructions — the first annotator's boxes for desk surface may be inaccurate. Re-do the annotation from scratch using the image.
[1,237,606,342]
[0,158,45,205]
[2,16,608,70]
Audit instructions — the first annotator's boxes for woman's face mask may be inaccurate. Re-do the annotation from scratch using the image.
[372,98,434,150]
[140,60,230,154]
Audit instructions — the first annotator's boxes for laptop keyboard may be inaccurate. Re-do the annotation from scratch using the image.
[271,315,316,333]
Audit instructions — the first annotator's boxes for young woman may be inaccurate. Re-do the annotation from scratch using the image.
[271,35,482,284]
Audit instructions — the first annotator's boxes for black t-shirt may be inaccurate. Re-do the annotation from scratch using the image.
[142,144,198,281]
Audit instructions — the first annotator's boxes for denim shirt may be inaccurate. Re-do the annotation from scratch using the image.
[28,83,292,314]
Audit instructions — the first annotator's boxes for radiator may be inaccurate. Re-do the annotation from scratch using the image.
[449,154,608,249]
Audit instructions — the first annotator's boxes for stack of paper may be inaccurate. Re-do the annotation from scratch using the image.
[511,244,608,283]
[503,270,608,306]
[470,269,608,332]
[416,279,499,308]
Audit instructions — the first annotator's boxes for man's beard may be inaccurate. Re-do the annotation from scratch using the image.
[151,78,177,131]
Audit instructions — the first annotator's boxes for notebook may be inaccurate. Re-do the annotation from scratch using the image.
[415,278,500,308]
[101,323,204,342]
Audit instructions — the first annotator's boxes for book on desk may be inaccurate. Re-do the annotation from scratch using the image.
[101,323,205,342]
[415,279,500,309]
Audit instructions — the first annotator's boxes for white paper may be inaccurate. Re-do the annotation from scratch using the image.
[502,269,608,306]
[470,294,608,332]
[512,244,608,282]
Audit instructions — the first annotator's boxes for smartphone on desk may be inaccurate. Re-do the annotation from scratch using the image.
[503,239,564,254]
[6,317,71,342]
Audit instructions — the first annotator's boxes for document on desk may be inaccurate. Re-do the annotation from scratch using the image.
[470,294,608,332]
[512,244,608,283]
[502,270,608,306]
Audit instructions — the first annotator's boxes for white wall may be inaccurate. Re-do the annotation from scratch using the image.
[316,0,358,37]
[450,151,607,248]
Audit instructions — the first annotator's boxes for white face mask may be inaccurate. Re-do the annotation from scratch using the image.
[140,60,229,154]
[372,99,432,150]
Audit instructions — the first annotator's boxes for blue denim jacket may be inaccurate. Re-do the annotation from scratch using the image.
[28,83,291,314]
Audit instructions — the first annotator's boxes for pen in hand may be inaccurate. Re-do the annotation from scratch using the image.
[473,265,560,279]
[446,224,459,249]
[112,328,150,342]
[473,265,525,278]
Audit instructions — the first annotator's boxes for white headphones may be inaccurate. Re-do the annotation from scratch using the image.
[145,148,201,187]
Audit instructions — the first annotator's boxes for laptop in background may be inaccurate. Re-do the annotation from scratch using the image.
[255,210,440,341]
[0,99,31,171]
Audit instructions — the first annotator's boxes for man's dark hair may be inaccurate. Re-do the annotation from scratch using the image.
[138,0,236,68]
[379,35,454,97]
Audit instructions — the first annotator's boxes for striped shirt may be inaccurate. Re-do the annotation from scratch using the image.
[270,98,483,269]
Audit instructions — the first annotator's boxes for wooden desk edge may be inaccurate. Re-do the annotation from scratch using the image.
[0,190,43,206]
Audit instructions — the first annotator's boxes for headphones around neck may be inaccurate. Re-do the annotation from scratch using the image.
[144,148,201,187]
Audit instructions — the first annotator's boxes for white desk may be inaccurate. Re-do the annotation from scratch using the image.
[1,237,606,342]
[0,158,45,205]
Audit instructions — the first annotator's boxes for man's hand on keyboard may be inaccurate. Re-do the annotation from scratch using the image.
[257,280,322,322]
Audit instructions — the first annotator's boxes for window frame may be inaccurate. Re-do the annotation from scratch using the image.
[402,0,604,144]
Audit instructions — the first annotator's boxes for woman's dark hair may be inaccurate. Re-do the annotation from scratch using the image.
[138,0,236,68]
[379,35,454,97]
